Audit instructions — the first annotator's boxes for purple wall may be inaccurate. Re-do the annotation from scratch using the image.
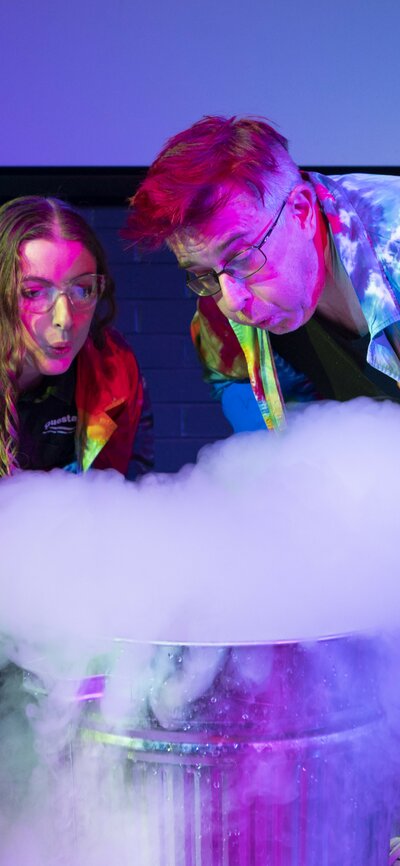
[1,0,399,167]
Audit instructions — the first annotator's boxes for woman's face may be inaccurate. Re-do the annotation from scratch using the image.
[18,236,98,390]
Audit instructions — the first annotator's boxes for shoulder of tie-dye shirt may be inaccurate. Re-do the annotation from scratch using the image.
[191,297,249,379]
[312,172,400,301]
[329,173,400,242]
[329,175,400,299]
[309,171,400,245]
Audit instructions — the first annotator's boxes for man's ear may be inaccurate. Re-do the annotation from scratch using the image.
[288,184,318,238]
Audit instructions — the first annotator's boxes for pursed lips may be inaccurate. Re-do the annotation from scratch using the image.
[46,342,72,354]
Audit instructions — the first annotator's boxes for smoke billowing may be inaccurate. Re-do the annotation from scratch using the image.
[1,397,400,649]
[1,397,400,864]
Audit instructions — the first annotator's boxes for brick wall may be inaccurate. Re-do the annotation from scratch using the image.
[81,205,232,473]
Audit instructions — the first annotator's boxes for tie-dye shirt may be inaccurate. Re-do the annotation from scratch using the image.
[191,172,400,431]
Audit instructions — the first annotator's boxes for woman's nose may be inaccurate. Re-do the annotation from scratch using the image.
[218,273,252,313]
[52,292,73,329]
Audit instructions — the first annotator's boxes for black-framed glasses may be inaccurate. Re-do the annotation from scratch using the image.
[186,197,288,297]
[19,273,105,314]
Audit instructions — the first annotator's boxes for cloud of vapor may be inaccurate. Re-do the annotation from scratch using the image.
[0,396,400,653]
[1,396,400,866]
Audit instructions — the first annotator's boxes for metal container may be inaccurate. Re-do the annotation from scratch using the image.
[56,634,394,866]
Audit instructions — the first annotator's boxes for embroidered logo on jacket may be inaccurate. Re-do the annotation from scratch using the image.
[43,415,77,435]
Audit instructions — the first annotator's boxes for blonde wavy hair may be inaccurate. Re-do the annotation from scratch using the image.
[0,196,116,476]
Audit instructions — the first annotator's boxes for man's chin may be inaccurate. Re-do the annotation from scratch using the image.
[256,316,296,335]
[265,309,312,335]
[267,320,296,335]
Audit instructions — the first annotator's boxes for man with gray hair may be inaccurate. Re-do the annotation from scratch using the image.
[125,115,400,433]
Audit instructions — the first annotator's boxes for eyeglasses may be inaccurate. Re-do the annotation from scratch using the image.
[186,197,288,297]
[19,273,105,314]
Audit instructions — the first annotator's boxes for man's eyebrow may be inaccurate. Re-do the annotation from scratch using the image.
[178,231,248,270]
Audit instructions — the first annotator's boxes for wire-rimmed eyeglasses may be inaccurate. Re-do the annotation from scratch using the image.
[185,197,288,297]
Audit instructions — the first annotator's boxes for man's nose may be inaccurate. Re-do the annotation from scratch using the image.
[52,293,73,329]
[218,273,252,313]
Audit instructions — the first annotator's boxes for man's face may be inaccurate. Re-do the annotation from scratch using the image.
[18,237,98,389]
[171,184,326,334]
